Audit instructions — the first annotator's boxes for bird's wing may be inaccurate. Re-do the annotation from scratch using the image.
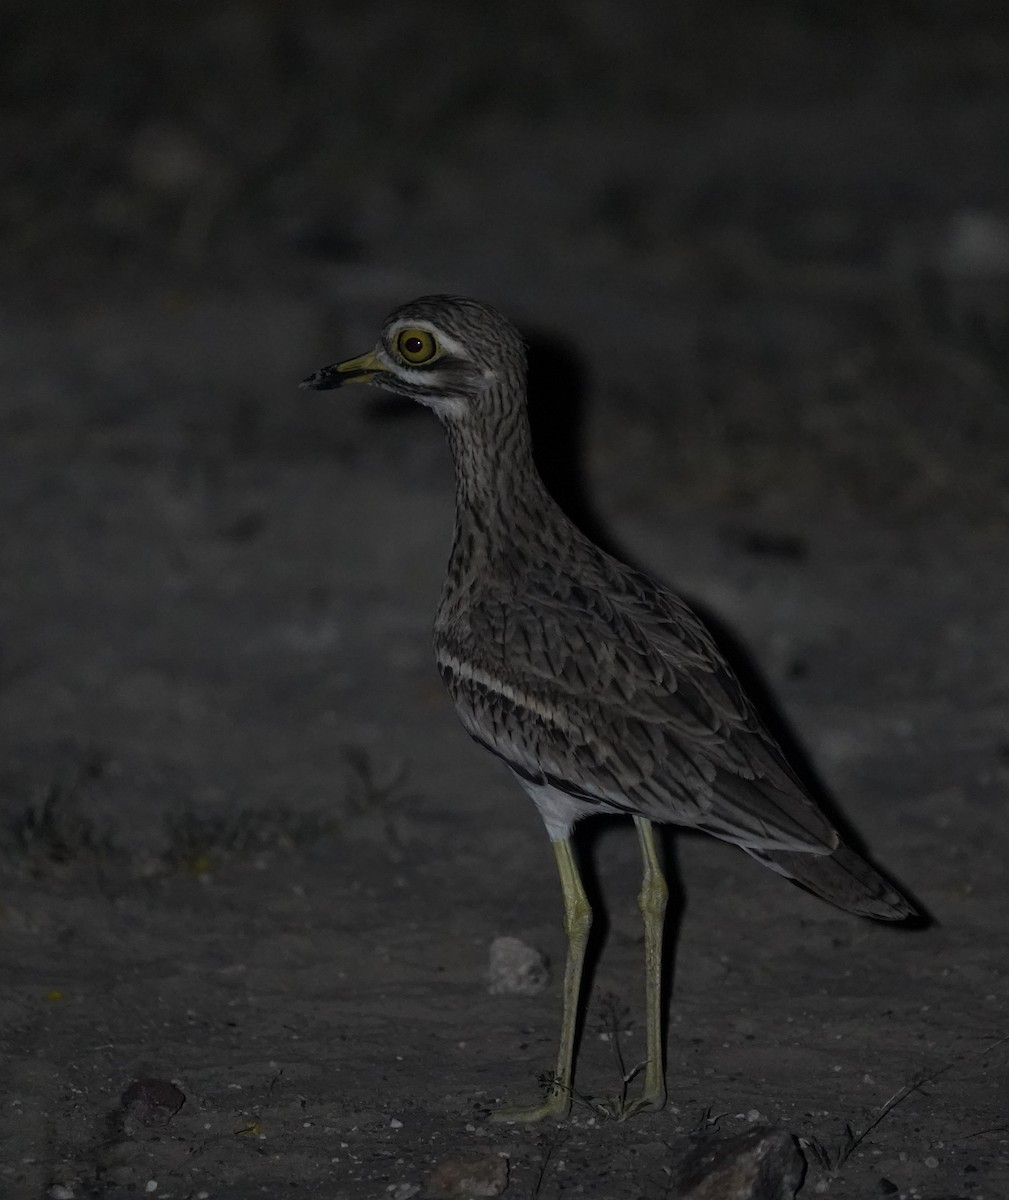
[440,556,837,854]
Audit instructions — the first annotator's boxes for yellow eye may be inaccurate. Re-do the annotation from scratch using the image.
[396,328,438,364]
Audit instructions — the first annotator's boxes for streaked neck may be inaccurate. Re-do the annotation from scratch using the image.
[442,388,561,553]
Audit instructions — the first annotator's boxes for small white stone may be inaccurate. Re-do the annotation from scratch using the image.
[487,937,549,996]
[390,1117,403,1129]
[145,1182,158,1194]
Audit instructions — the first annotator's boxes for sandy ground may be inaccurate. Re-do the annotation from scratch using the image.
[2,5,1009,1198]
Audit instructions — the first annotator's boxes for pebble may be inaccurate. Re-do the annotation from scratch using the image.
[427,1152,509,1198]
[674,1127,805,1200]
[486,937,549,996]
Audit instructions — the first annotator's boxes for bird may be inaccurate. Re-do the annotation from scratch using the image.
[301,295,915,1123]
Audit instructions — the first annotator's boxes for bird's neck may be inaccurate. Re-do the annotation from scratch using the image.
[443,399,564,560]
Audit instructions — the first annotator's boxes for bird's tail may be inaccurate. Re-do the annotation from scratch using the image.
[745,843,915,921]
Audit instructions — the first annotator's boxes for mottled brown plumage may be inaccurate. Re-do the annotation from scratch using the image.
[303,294,914,1120]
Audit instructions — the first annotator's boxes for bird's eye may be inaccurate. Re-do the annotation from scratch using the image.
[396,328,438,364]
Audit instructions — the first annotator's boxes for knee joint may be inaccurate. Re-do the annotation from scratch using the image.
[638,871,668,919]
[565,896,592,941]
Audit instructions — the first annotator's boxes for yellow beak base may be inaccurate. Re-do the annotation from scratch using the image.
[300,350,385,391]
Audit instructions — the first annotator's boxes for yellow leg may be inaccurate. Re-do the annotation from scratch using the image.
[492,836,592,1122]
[622,816,668,1118]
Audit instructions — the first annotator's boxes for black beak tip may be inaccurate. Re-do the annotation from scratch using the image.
[300,367,342,391]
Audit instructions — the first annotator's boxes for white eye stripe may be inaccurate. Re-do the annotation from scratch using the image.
[427,329,468,358]
[398,365,442,385]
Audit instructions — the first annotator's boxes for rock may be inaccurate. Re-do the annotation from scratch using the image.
[674,1127,806,1200]
[487,936,549,996]
[120,1078,186,1130]
[426,1152,509,1198]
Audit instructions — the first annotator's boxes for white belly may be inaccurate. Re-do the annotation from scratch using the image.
[511,773,626,841]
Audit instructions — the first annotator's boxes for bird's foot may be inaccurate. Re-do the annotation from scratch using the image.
[613,1087,666,1122]
[489,1088,572,1124]
[595,1077,666,1122]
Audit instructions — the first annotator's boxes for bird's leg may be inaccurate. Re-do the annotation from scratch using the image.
[491,836,591,1122]
[621,816,668,1118]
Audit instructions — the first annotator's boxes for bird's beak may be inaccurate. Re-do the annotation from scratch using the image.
[300,349,386,391]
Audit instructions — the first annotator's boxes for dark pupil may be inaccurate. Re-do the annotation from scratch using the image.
[405,337,424,355]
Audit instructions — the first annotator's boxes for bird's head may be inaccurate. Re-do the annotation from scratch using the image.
[301,295,527,421]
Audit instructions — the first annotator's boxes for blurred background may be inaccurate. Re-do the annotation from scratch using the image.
[4,0,1009,518]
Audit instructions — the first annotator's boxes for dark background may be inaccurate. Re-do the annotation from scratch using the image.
[1,3,1008,1198]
